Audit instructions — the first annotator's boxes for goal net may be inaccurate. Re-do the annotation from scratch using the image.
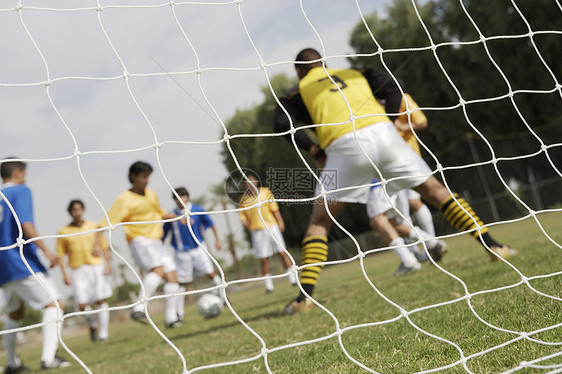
[1,0,561,373]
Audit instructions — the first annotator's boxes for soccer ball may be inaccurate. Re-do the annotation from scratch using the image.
[197,293,223,319]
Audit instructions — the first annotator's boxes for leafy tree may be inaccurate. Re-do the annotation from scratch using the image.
[348,0,562,216]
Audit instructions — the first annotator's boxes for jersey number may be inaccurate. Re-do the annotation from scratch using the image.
[318,75,347,92]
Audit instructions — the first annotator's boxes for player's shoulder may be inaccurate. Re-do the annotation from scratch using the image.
[191,204,206,213]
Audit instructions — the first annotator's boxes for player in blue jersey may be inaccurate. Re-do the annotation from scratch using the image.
[162,187,224,322]
[0,158,70,372]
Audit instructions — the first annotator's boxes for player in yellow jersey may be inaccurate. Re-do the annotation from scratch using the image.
[238,174,296,293]
[273,48,517,315]
[93,161,182,328]
[366,94,448,276]
[57,199,112,342]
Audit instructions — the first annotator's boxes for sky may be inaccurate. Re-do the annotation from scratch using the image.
[0,0,390,282]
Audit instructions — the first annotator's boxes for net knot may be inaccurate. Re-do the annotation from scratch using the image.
[16,237,25,246]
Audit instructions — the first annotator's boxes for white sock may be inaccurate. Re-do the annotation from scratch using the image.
[41,307,59,363]
[390,237,418,267]
[177,286,186,320]
[264,274,274,292]
[3,317,22,367]
[287,269,297,285]
[133,272,162,313]
[96,303,110,339]
[413,205,435,236]
[409,226,439,250]
[83,305,96,329]
[164,282,181,324]
[211,275,226,303]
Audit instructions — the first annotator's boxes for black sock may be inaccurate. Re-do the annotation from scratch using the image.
[296,284,315,302]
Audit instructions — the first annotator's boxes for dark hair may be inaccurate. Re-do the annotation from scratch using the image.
[128,161,153,183]
[245,172,261,187]
[1,157,26,179]
[67,199,85,213]
[294,48,323,70]
[173,187,189,199]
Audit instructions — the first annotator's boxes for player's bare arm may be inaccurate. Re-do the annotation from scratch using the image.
[273,211,285,233]
[211,226,222,250]
[21,221,59,268]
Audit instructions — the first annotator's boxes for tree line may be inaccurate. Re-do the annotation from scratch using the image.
[221,0,562,248]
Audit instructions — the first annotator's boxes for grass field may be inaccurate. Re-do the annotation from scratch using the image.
[3,211,561,373]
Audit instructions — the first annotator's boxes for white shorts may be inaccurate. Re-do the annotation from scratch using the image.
[174,247,215,284]
[366,188,420,221]
[3,273,61,313]
[316,122,431,204]
[251,225,286,259]
[129,236,176,273]
[71,264,113,305]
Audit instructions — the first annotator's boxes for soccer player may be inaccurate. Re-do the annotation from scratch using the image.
[238,174,297,293]
[162,187,224,320]
[57,199,112,342]
[366,94,447,276]
[93,161,182,328]
[0,157,70,371]
[273,48,517,315]
[367,179,449,276]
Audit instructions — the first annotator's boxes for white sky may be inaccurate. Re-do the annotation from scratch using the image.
[0,0,389,281]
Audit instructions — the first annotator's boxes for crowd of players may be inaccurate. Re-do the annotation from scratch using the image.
[0,47,518,373]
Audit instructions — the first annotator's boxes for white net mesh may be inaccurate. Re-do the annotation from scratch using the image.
[1,0,561,373]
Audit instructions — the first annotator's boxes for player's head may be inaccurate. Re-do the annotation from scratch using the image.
[1,157,27,183]
[67,199,85,221]
[295,48,323,80]
[128,161,153,188]
[173,187,190,207]
[244,173,260,194]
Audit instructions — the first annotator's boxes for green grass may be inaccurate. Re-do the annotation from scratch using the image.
[3,212,561,373]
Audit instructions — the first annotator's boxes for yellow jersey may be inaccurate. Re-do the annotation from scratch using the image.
[396,93,427,156]
[299,67,391,149]
[57,220,107,269]
[100,188,167,242]
[238,187,280,231]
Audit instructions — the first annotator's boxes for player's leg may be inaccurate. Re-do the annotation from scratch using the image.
[300,200,346,299]
[8,273,70,369]
[282,200,347,315]
[91,263,112,341]
[261,258,274,293]
[129,238,165,322]
[413,176,517,260]
[161,254,182,328]
[370,213,421,276]
[4,296,26,372]
[366,185,421,275]
[268,224,297,286]
[409,195,436,237]
[393,220,448,263]
[192,247,225,303]
[175,251,194,322]
[72,265,99,341]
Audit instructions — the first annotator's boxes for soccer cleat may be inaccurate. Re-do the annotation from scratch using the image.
[489,245,518,261]
[165,320,184,329]
[40,356,71,370]
[392,262,422,277]
[428,240,449,263]
[281,298,314,316]
[5,361,30,374]
[130,311,149,324]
